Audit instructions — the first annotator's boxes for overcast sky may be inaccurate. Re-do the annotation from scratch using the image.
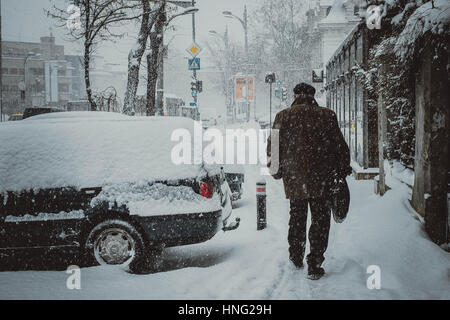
[2,0,259,61]
[1,0,264,115]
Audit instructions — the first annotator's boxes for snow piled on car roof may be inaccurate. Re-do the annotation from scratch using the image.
[22,111,128,121]
[0,112,217,193]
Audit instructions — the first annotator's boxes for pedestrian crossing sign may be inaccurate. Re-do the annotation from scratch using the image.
[188,58,200,70]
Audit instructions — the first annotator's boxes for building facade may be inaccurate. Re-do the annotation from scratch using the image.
[325,21,449,245]
[325,23,378,174]
[1,36,86,116]
[300,0,362,105]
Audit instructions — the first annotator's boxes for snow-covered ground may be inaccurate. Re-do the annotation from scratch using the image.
[0,165,448,300]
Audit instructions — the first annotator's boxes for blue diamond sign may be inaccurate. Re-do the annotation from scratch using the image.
[188,58,200,71]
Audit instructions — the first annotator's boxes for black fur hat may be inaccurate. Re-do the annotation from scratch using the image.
[293,82,316,96]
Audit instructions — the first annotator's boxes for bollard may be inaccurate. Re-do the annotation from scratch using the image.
[256,178,266,230]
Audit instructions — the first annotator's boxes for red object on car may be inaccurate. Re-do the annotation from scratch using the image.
[200,182,214,198]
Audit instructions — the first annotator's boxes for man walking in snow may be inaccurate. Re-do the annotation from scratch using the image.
[267,82,351,280]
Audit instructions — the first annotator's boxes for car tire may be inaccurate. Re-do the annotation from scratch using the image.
[83,219,160,273]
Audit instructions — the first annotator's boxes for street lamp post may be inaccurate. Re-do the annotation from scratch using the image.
[0,0,2,122]
[209,28,232,121]
[223,5,250,122]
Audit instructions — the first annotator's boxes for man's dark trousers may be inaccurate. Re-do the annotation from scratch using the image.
[288,198,331,268]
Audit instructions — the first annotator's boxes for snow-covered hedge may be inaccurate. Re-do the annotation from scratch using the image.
[394,0,450,62]
[356,0,449,168]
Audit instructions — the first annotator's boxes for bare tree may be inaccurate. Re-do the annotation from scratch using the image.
[48,0,137,111]
[144,2,189,116]
[250,0,313,98]
[122,0,164,115]
[205,1,311,115]
[145,2,168,116]
[205,30,242,107]
[253,0,308,64]
[93,86,120,112]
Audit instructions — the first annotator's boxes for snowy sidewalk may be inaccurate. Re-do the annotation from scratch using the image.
[0,165,449,299]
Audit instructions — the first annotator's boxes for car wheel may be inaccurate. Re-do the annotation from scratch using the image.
[84,219,159,273]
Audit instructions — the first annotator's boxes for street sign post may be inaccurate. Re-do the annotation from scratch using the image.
[186,42,202,57]
[188,58,200,70]
[312,68,324,83]
[265,72,276,129]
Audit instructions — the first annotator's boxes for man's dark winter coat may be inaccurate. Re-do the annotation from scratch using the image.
[267,99,350,199]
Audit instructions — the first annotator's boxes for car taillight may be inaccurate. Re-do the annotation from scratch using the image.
[200,182,214,199]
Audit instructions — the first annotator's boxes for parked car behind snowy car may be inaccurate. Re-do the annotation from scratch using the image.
[0,112,239,272]
[22,106,63,119]
[223,165,245,202]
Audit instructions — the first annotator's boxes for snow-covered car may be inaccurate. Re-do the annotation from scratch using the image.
[201,117,217,129]
[0,112,239,272]
[8,113,23,121]
[223,164,245,202]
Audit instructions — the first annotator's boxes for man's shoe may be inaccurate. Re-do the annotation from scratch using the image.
[307,267,325,280]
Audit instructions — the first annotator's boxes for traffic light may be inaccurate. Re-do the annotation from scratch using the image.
[274,88,280,98]
[265,73,275,84]
[191,80,202,95]
[281,87,287,101]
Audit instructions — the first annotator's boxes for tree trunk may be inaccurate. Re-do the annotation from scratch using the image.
[122,0,152,115]
[83,0,96,111]
[84,42,97,111]
[146,32,162,116]
[146,7,165,116]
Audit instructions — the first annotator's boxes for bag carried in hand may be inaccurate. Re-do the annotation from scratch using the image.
[330,177,350,223]
[267,158,282,180]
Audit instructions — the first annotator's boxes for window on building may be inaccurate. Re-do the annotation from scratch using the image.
[9,68,18,75]
[59,84,69,92]
[31,68,44,75]
[2,68,8,74]
[354,6,359,16]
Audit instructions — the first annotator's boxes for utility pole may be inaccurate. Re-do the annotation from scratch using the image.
[243,5,249,122]
[191,0,198,119]
[0,0,3,122]
[265,73,275,129]
[223,6,250,122]
[269,81,272,129]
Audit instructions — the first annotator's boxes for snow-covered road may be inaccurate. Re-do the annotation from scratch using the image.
[0,165,449,300]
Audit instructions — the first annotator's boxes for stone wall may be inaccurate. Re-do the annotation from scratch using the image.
[411,43,449,244]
